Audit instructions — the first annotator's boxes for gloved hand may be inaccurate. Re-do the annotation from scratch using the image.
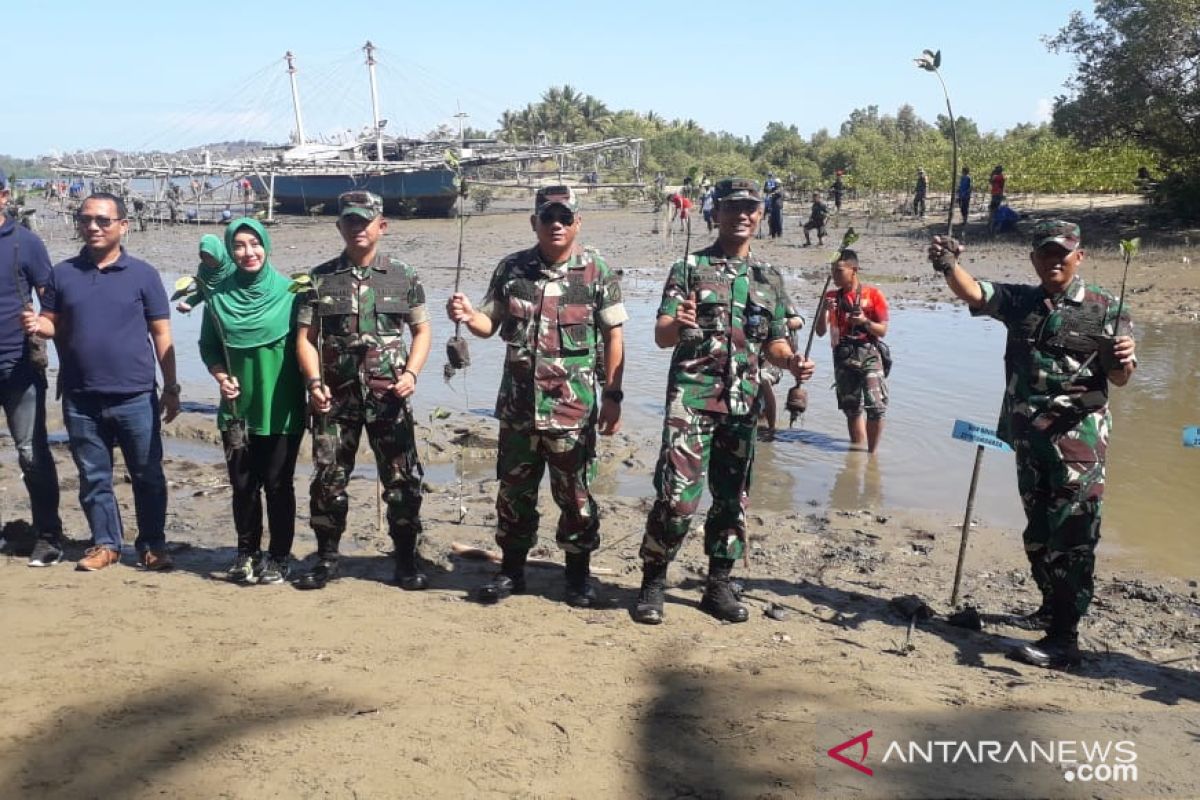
[928,236,964,274]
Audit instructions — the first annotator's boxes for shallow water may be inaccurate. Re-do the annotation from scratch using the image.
[158,282,1199,580]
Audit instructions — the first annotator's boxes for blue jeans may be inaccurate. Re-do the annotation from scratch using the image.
[63,391,167,553]
[0,364,62,537]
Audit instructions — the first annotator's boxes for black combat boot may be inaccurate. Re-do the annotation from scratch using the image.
[295,558,339,591]
[632,562,668,625]
[477,549,527,604]
[564,551,597,608]
[1010,632,1082,670]
[700,557,749,623]
[1011,590,1082,670]
[393,529,428,591]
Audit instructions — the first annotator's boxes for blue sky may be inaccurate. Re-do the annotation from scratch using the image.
[4,1,1089,158]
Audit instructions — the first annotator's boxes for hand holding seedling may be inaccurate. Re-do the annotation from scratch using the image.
[390,370,417,399]
[675,291,698,330]
[308,383,332,414]
[928,235,964,273]
[217,374,241,401]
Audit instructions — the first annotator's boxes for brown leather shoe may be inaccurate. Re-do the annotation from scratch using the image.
[139,549,174,571]
[77,546,121,572]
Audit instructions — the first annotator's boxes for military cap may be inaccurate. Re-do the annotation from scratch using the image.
[1032,220,1081,252]
[713,178,761,202]
[337,190,383,220]
[534,185,579,213]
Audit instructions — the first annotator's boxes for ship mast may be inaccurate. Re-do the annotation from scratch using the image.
[364,41,384,161]
[284,51,306,146]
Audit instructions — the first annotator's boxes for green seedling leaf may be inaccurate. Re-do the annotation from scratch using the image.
[170,276,198,301]
[429,407,452,421]
[828,227,860,263]
[289,273,314,294]
[1119,237,1141,261]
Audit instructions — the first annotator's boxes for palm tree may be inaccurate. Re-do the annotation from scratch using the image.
[498,110,522,144]
[579,95,612,138]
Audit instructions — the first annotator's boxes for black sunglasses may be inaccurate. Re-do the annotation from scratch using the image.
[75,214,124,229]
[538,209,575,226]
[720,200,761,216]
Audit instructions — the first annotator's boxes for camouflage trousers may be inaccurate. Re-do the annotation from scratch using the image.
[309,410,424,561]
[833,342,888,420]
[640,402,757,565]
[1014,422,1108,632]
[495,422,599,554]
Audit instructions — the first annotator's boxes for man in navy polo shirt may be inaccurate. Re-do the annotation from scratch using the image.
[0,174,64,565]
[23,192,181,572]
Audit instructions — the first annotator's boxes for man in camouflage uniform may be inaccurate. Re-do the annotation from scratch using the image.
[929,221,1136,669]
[446,185,626,608]
[633,178,817,625]
[295,191,431,591]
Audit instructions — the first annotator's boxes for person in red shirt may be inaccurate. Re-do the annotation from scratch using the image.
[669,192,692,231]
[988,165,1007,232]
[814,249,890,452]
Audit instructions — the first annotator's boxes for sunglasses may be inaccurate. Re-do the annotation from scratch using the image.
[75,214,124,229]
[538,209,575,226]
[721,200,761,216]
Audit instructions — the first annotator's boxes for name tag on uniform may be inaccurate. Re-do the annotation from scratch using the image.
[1184,426,1200,448]
[951,419,1012,452]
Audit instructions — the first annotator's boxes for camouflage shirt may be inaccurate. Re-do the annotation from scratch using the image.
[974,275,1132,445]
[659,244,792,416]
[480,244,627,432]
[297,252,429,422]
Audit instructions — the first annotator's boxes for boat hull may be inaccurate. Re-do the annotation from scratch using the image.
[248,168,458,217]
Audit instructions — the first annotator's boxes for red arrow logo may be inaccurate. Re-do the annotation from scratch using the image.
[827,730,874,776]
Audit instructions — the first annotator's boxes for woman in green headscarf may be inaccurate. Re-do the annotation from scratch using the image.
[176,234,233,313]
[199,217,305,585]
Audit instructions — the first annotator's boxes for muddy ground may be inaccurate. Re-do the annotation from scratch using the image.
[0,194,1197,799]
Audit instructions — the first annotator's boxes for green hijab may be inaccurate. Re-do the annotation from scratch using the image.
[183,234,235,308]
[205,217,294,349]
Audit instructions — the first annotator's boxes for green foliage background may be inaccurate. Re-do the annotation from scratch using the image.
[493,87,1152,196]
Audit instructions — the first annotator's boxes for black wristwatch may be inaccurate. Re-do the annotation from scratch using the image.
[603,389,624,403]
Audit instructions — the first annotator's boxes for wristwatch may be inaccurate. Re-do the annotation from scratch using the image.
[603,389,624,403]
[161,383,181,395]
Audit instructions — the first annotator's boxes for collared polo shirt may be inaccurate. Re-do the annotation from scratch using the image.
[0,216,53,373]
[42,247,170,394]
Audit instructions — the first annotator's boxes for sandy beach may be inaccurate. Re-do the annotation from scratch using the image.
[1,194,1197,798]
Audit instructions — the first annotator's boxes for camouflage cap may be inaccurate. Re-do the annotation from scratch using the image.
[1032,219,1081,252]
[713,178,761,203]
[535,185,579,213]
[337,190,383,220]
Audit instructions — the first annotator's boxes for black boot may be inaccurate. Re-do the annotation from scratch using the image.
[700,557,749,623]
[477,549,527,604]
[295,558,339,591]
[1011,589,1082,669]
[393,530,428,591]
[564,551,597,608]
[1010,632,1082,670]
[632,562,668,625]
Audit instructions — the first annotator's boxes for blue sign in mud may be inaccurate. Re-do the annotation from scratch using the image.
[1184,426,1200,448]
[951,419,1012,452]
